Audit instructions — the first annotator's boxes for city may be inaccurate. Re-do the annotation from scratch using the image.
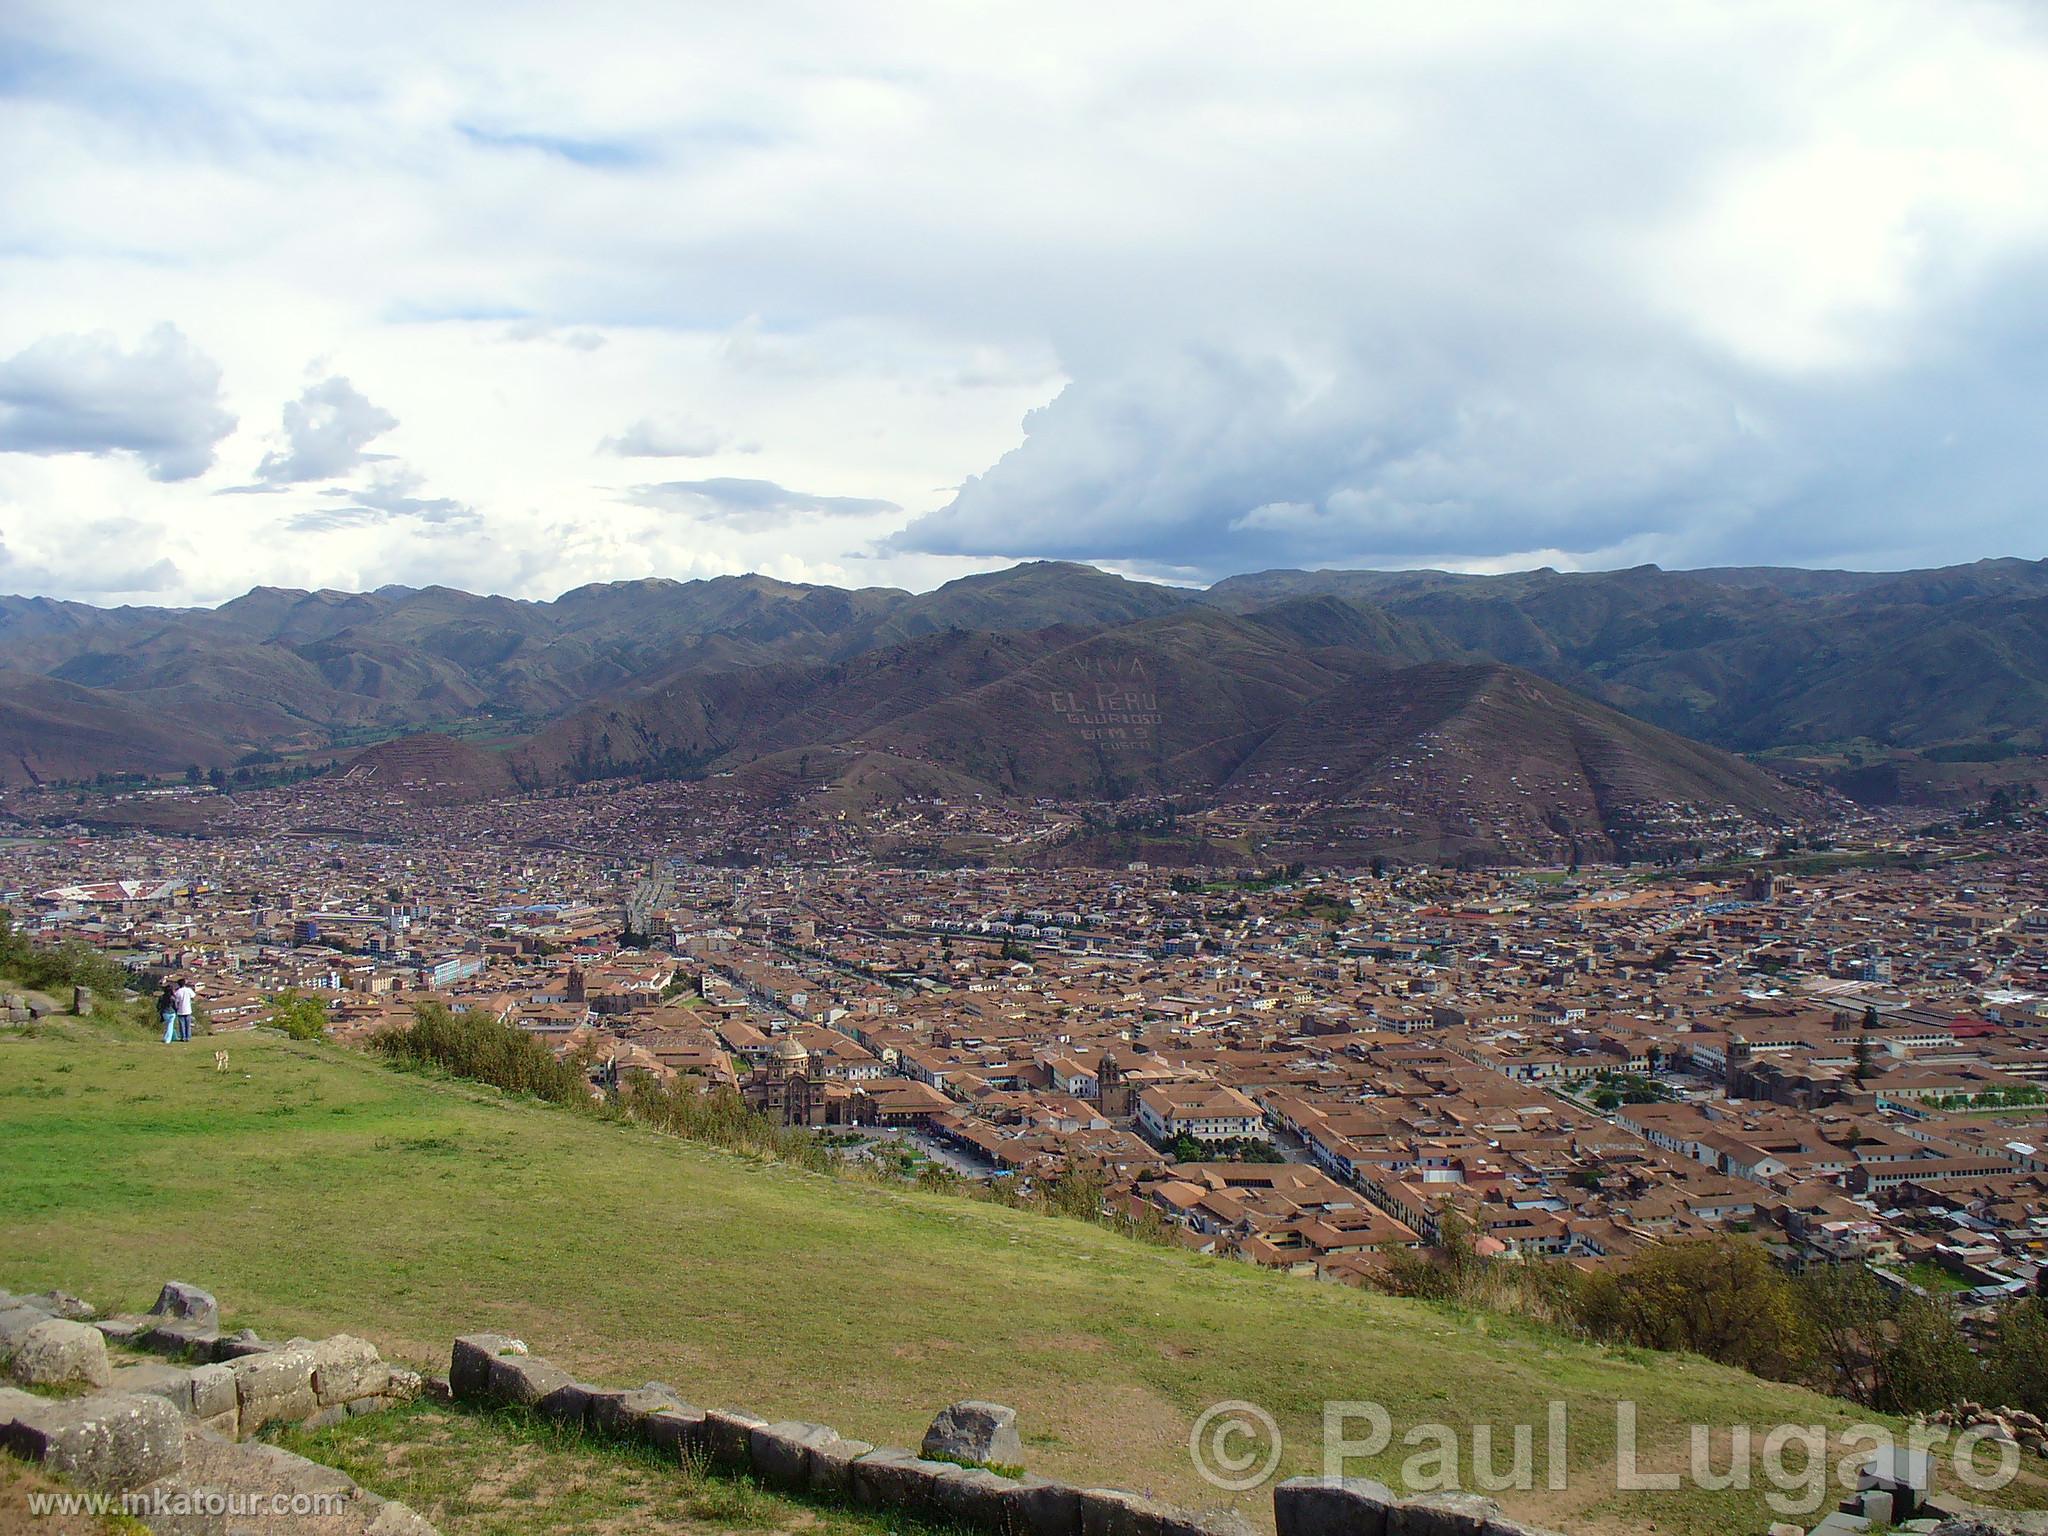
[7,2,2048,1530]
[7,768,2043,1313]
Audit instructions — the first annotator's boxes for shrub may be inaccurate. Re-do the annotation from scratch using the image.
[372,1001,590,1106]
[0,914,137,999]
[265,990,331,1041]
[623,1076,837,1172]
[1983,1299,2048,1417]
[1572,1237,1813,1380]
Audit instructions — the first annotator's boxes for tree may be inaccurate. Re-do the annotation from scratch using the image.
[1383,1201,1488,1302]
[1575,1238,1811,1380]
[1796,1264,1891,1403]
[265,990,331,1042]
[1870,1295,1977,1415]
[1984,1299,2048,1417]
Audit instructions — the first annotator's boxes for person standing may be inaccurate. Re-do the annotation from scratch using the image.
[158,980,180,1044]
[171,978,198,1043]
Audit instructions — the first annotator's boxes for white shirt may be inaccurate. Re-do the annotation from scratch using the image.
[173,985,197,1017]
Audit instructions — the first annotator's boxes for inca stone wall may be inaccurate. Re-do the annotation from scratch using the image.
[1,1280,433,1534]
[6,1279,2046,1536]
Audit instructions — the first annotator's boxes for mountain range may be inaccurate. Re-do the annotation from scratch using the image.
[4,556,2042,857]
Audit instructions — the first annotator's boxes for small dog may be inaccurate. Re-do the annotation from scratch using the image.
[214,1050,230,1073]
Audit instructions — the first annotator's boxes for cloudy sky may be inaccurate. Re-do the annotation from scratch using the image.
[3,1,2046,606]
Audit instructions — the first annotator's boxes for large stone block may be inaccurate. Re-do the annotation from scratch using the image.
[1161,1510,1261,1536]
[1079,1487,1178,1536]
[139,1321,222,1358]
[109,1360,198,1405]
[808,1430,878,1497]
[852,1446,961,1517]
[230,1342,316,1401]
[587,1384,686,1439]
[10,1318,112,1388]
[449,1332,522,1402]
[1275,1475,1398,1536]
[698,1407,768,1470]
[752,1421,843,1489]
[213,1328,271,1361]
[1388,1492,1503,1536]
[0,1386,43,1426]
[692,1417,765,1474]
[0,1390,184,1491]
[535,1380,596,1427]
[230,1342,318,1432]
[485,1351,575,1408]
[21,1290,94,1321]
[364,1502,440,1536]
[148,1281,219,1332]
[930,1463,1028,1529]
[1001,1475,1086,1536]
[925,1399,1025,1467]
[642,1403,708,1458]
[310,1333,388,1406]
[0,1305,47,1358]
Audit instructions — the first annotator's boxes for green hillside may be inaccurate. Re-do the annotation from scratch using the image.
[0,1021,2023,1535]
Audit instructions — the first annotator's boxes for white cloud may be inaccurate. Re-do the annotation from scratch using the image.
[601,414,728,457]
[288,465,473,532]
[629,476,898,528]
[256,374,398,484]
[0,323,234,482]
[1,1,2046,599]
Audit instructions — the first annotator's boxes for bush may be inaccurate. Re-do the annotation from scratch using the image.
[265,990,331,1041]
[1869,1293,1978,1414]
[372,1002,590,1106]
[0,914,137,1000]
[1573,1237,1813,1380]
[1983,1299,2048,1417]
[623,1076,837,1172]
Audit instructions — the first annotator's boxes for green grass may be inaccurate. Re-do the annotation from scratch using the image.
[1898,1261,1977,1296]
[3,1022,2040,1535]
[271,1399,958,1536]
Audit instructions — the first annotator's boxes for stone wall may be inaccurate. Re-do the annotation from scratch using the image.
[445,1331,1588,1536]
[9,1279,2048,1536]
[0,1282,435,1533]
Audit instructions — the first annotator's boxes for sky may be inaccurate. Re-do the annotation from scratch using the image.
[2,1,2046,607]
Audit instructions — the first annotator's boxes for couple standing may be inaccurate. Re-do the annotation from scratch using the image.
[159,978,198,1042]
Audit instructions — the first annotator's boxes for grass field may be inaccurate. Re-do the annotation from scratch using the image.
[3,1018,2039,1535]
[273,1400,947,1536]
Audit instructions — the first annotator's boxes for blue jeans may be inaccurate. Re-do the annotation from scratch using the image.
[176,1014,192,1042]
[162,1010,178,1043]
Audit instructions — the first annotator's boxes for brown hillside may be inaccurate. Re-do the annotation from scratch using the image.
[336,733,516,803]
